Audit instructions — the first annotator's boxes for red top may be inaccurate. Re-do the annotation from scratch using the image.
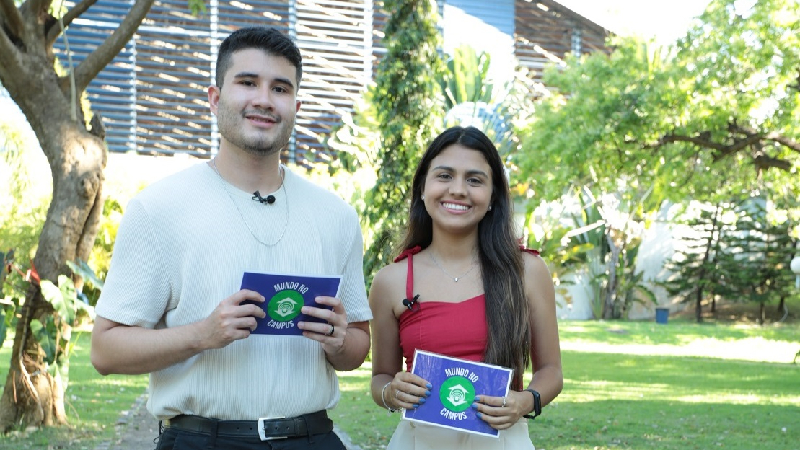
[394,246,541,375]
[396,248,487,372]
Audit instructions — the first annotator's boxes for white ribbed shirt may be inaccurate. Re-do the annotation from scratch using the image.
[96,163,372,420]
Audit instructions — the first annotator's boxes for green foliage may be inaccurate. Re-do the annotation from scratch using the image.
[343,0,446,280]
[714,199,797,322]
[440,46,533,156]
[67,259,104,293]
[77,196,122,305]
[660,202,731,322]
[36,275,95,389]
[553,185,657,319]
[439,45,493,108]
[0,121,49,263]
[515,38,677,203]
[515,0,800,206]
[0,250,18,349]
[523,203,593,309]
[609,240,658,319]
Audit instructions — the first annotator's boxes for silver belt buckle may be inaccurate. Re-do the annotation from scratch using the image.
[257,416,287,441]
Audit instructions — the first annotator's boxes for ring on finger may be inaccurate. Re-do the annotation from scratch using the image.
[326,324,335,336]
[502,396,507,407]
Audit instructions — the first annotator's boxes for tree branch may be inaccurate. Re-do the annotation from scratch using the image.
[753,153,793,171]
[0,0,25,41]
[732,122,800,153]
[646,120,797,173]
[766,133,800,153]
[789,67,800,92]
[657,132,762,160]
[19,0,54,23]
[0,12,22,82]
[45,0,99,46]
[61,0,155,93]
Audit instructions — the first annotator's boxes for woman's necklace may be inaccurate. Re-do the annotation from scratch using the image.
[210,158,289,247]
[429,252,478,282]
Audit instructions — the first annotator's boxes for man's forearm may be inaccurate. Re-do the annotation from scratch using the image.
[91,318,206,375]
[325,322,370,371]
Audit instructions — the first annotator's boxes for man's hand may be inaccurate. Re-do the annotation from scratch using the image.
[298,296,345,350]
[200,289,266,349]
[298,296,369,371]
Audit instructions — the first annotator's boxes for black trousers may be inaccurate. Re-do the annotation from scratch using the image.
[155,427,347,450]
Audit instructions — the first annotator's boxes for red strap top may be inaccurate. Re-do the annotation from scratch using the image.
[394,246,540,374]
[396,247,487,372]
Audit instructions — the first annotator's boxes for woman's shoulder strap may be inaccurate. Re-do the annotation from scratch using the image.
[393,245,422,262]
[519,245,540,256]
[394,246,421,305]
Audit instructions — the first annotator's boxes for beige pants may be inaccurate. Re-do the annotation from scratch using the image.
[386,419,535,450]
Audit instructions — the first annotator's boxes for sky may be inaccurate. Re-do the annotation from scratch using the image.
[555,0,714,44]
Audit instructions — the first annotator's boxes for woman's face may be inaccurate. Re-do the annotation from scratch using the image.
[421,144,494,235]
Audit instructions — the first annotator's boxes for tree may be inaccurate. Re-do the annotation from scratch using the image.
[0,0,198,431]
[339,0,445,277]
[716,199,796,324]
[516,0,800,205]
[661,202,730,322]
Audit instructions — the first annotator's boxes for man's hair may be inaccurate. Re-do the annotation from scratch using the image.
[215,27,303,88]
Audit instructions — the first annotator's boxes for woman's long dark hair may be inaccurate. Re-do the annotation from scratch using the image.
[397,126,531,385]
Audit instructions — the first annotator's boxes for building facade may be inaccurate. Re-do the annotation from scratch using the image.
[55,0,608,165]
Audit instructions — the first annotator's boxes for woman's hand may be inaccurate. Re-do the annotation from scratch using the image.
[386,372,432,410]
[472,390,530,430]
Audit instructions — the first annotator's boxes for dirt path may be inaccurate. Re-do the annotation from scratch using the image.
[94,394,159,450]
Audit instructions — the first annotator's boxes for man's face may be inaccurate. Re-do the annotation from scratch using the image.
[208,48,301,157]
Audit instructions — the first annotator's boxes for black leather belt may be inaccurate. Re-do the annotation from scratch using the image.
[163,410,332,441]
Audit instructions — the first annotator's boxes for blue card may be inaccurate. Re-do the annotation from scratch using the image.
[403,350,513,438]
[240,272,341,336]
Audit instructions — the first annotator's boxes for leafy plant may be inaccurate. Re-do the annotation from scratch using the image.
[660,202,732,322]
[715,199,797,324]
[36,275,95,390]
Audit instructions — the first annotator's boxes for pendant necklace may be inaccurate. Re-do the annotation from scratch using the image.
[429,252,478,282]
[210,158,289,247]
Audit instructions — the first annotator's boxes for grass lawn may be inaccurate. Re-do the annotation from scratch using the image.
[333,321,800,450]
[0,320,798,450]
[0,331,148,450]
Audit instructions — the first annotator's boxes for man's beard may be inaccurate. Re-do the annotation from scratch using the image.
[217,105,294,156]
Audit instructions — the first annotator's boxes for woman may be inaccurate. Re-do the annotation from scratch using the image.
[369,126,563,449]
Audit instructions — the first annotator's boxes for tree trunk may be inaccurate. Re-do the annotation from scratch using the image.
[0,51,105,432]
[694,288,703,323]
[603,235,620,320]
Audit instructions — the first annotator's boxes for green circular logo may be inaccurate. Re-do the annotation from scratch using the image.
[439,376,475,412]
[267,290,303,321]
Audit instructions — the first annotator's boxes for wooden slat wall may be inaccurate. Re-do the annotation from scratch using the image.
[56,0,138,152]
[133,0,213,156]
[55,0,372,166]
[294,0,371,165]
[515,0,610,82]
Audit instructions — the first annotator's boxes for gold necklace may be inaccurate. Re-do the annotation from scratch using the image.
[210,158,289,247]
[429,252,478,282]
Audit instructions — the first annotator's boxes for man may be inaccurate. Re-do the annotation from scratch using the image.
[91,27,372,449]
